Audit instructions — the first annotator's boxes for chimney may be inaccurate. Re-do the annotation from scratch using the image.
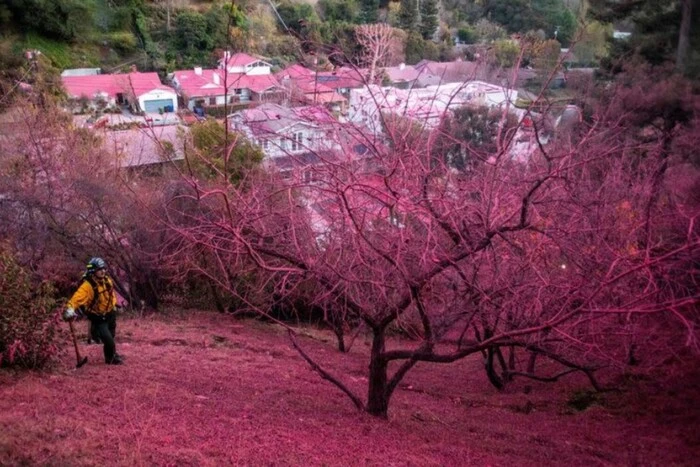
[399,63,405,70]
[194,67,202,76]
[212,72,220,85]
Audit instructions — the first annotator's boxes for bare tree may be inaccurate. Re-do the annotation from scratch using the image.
[355,23,399,83]
[155,72,699,417]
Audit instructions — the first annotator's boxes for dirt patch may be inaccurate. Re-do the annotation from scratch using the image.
[0,310,698,465]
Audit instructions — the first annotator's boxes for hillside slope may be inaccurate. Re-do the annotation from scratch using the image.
[0,311,698,465]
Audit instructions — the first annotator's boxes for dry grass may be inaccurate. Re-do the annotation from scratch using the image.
[0,309,698,466]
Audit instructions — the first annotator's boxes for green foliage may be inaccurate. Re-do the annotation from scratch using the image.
[483,0,577,45]
[0,246,60,369]
[318,0,360,23]
[457,26,476,44]
[493,39,520,67]
[3,0,96,41]
[531,38,561,71]
[188,119,264,185]
[436,105,519,170]
[169,3,244,69]
[276,1,320,35]
[105,31,139,54]
[174,11,211,53]
[419,0,439,40]
[398,0,418,31]
[359,0,379,24]
[589,0,700,75]
[474,18,507,42]
[570,20,612,66]
[404,30,425,64]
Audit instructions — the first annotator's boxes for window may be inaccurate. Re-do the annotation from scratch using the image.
[261,139,270,150]
[302,169,314,183]
[209,97,216,105]
[291,132,303,151]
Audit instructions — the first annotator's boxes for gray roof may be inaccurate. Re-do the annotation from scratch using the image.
[60,68,102,77]
[102,125,186,167]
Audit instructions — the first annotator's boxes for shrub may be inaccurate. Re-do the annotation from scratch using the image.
[0,246,61,369]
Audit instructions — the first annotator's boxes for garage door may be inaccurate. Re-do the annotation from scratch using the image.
[143,99,174,113]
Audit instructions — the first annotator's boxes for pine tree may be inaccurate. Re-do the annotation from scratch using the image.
[360,0,379,24]
[419,0,439,40]
[398,0,419,31]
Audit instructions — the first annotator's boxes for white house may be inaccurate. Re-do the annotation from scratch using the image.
[227,103,361,181]
[62,72,178,114]
[348,81,514,134]
[219,52,272,75]
[172,54,284,111]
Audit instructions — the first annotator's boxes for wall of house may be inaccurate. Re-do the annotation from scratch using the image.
[138,89,178,113]
[245,63,271,75]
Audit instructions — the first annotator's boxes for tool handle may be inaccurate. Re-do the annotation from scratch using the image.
[68,320,83,362]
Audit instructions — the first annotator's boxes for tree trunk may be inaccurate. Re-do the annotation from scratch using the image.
[366,328,389,417]
[676,0,693,73]
[166,0,172,32]
[527,351,538,374]
[209,281,225,313]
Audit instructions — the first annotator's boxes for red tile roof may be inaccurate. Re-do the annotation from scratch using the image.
[62,72,172,100]
[275,64,314,80]
[316,67,366,90]
[219,52,266,69]
[173,69,282,98]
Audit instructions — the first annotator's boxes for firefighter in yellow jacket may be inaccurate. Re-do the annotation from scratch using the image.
[63,257,123,365]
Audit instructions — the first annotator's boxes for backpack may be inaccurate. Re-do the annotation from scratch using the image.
[76,274,100,316]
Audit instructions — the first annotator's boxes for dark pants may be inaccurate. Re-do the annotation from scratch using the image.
[88,312,118,363]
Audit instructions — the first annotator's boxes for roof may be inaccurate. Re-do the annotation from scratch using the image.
[62,72,174,100]
[316,67,366,90]
[275,64,314,81]
[61,68,101,77]
[220,52,268,69]
[413,60,479,85]
[102,125,186,167]
[173,69,281,98]
[230,103,336,137]
[384,64,420,83]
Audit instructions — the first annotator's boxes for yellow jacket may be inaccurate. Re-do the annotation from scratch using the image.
[67,276,117,316]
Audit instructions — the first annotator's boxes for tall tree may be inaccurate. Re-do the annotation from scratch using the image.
[589,0,700,75]
[359,0,379,23]
[677,0,693,73]
[398,0,419,31]
[355,23,399,83]
[419,0,439,40]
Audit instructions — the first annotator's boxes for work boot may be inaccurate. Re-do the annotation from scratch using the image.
[108,355,124,365]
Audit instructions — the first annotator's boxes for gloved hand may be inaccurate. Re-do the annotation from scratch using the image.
[62,307,76,321]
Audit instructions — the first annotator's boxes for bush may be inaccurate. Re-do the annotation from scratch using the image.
[0,246,61,369]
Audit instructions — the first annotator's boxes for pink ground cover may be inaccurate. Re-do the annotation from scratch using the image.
[0,310,697,465]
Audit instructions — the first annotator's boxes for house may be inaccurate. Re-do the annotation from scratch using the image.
[413,60,481,87]
[229,103,352,180]
[218,52,272,75]
[314,67,366,99]
[172,53,285,111]
[62,72,178,114]
[275,64,349,112]
[348,81,514,134]
[383,63,420,89]
[229,103,341,158]
[102,124,186,168]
